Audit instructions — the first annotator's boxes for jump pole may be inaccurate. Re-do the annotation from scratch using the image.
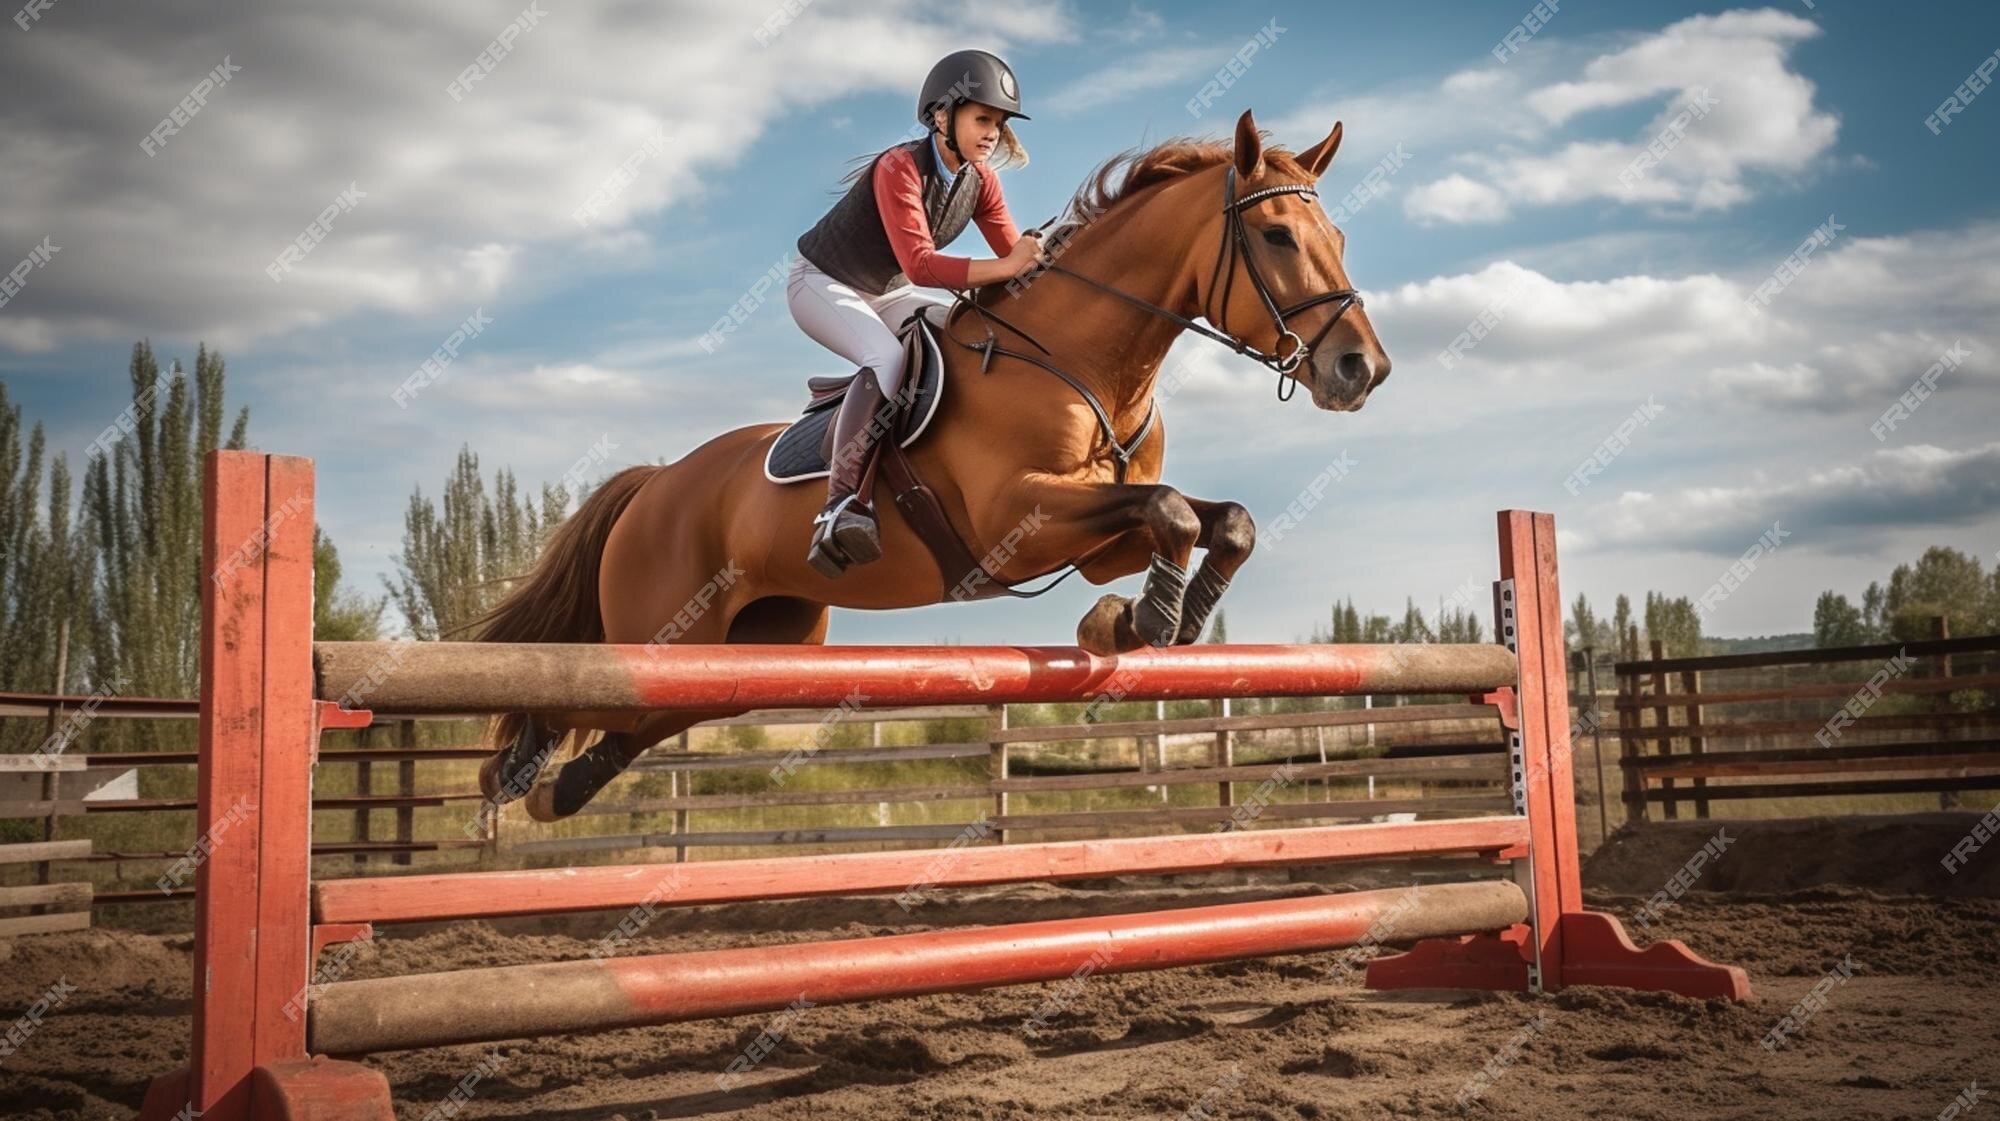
[140,451,1747,1121]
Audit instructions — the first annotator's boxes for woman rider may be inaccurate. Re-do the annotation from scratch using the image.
[787,48,1046,578]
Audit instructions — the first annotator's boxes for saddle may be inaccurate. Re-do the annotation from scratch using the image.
[765,306,1069,602]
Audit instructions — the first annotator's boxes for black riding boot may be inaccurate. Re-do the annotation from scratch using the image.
[807,367,896,578]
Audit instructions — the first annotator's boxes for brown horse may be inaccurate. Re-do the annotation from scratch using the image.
[476,110,1392,821]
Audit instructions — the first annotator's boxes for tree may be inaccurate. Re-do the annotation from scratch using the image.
[1812,591,1867,647]
[387,446,572,640]
[1206,610,1228,644]
[1882,547,1986,641]
[314,527,387,641]
[1642,591,1703,658]
[81,343,249,699]
[0,388,98,702]
[1611,594,1634,655]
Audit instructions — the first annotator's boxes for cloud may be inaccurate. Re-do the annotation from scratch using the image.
[1042,45,1223,116]
[1404,8,1839,224]
[0,0,1072,353]
[1580,442,2000,555]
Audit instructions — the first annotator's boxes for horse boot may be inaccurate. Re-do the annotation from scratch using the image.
[807,366,897,578]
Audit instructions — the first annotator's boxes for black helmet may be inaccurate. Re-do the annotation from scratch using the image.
[917,49,1029,129]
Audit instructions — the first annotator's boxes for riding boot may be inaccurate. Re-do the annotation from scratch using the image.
[807,366,897,578]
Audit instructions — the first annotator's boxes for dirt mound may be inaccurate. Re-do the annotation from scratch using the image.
[1584,812,2000,898]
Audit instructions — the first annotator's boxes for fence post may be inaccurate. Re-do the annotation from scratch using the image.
[986,704,1009,846]
[1213,698,1233,811]
[352,724,374,866]
[1617,625,1646,826]
[1649,640,1675,821]
[1681,668,1708,818]
[1582,646,1609,842]
[674,729,691,863]
[395,719,417,866]
[35,621,70,895]
[1935,616,1958,810]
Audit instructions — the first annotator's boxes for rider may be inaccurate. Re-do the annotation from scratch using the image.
[788,48,1047,579]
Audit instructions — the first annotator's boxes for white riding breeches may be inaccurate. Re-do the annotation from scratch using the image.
[785,255,947,399]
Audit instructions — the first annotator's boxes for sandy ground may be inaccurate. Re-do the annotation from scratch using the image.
[3,816,1997,1120]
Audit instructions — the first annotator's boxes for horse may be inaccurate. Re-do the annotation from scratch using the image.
[474,110,1393,822]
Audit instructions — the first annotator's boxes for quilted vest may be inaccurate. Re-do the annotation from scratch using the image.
[797,138,984,296]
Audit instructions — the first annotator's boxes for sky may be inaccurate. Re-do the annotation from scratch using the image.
[2,0,1997,646]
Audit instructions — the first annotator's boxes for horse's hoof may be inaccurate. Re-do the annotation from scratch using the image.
[522,781,565,823]
[1131,597,1181,648]
[1077,594,1147,656]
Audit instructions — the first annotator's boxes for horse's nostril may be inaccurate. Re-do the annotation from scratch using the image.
[1335,351,1373,385]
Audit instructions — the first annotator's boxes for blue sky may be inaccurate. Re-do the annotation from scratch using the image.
[2,1,1997,644]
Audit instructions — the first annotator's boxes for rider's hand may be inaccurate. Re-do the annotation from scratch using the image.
[1007,231,1048,278]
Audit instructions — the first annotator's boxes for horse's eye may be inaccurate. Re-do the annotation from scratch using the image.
[1261,226,1297,249]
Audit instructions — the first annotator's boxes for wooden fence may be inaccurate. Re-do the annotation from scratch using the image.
[1614,628,2000,823]
[2,684,1509,912]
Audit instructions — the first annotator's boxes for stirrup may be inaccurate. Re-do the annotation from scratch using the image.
[807,493,882,578]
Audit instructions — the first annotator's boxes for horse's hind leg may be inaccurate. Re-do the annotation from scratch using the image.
[523,595,832,822]
[1172,497,1255,644]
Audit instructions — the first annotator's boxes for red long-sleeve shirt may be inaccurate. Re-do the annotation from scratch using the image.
[872,143,1020,289]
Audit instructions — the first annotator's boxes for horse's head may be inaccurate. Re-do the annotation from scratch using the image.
[1205,110,1391,412]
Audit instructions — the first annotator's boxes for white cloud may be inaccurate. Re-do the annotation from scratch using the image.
[1042,45,1223,116]
[1404,8,1839,224]
[1403,174,1511,225]
[0,0,1073,353]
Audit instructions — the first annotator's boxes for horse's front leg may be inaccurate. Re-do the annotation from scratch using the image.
[978,478,1200,654]
[1173,497,1256,644]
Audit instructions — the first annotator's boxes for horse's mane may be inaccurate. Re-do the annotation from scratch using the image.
[1052,134,1306,235]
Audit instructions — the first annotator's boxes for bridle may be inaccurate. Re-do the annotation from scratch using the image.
[945,163,1366,481]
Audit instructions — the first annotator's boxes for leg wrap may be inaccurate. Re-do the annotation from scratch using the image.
[1175,562,1233,645]
[1130,553,1189,648]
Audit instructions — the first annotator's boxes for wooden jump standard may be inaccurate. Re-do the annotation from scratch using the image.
[140,451,1747,1121]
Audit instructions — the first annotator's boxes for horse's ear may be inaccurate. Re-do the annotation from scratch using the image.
[1233,109,1265,179]
[1297,121,1344,179]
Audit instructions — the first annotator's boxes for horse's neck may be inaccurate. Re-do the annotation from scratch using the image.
[980,198,1202,421]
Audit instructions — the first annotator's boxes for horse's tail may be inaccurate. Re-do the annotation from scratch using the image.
[473,463,662,752]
